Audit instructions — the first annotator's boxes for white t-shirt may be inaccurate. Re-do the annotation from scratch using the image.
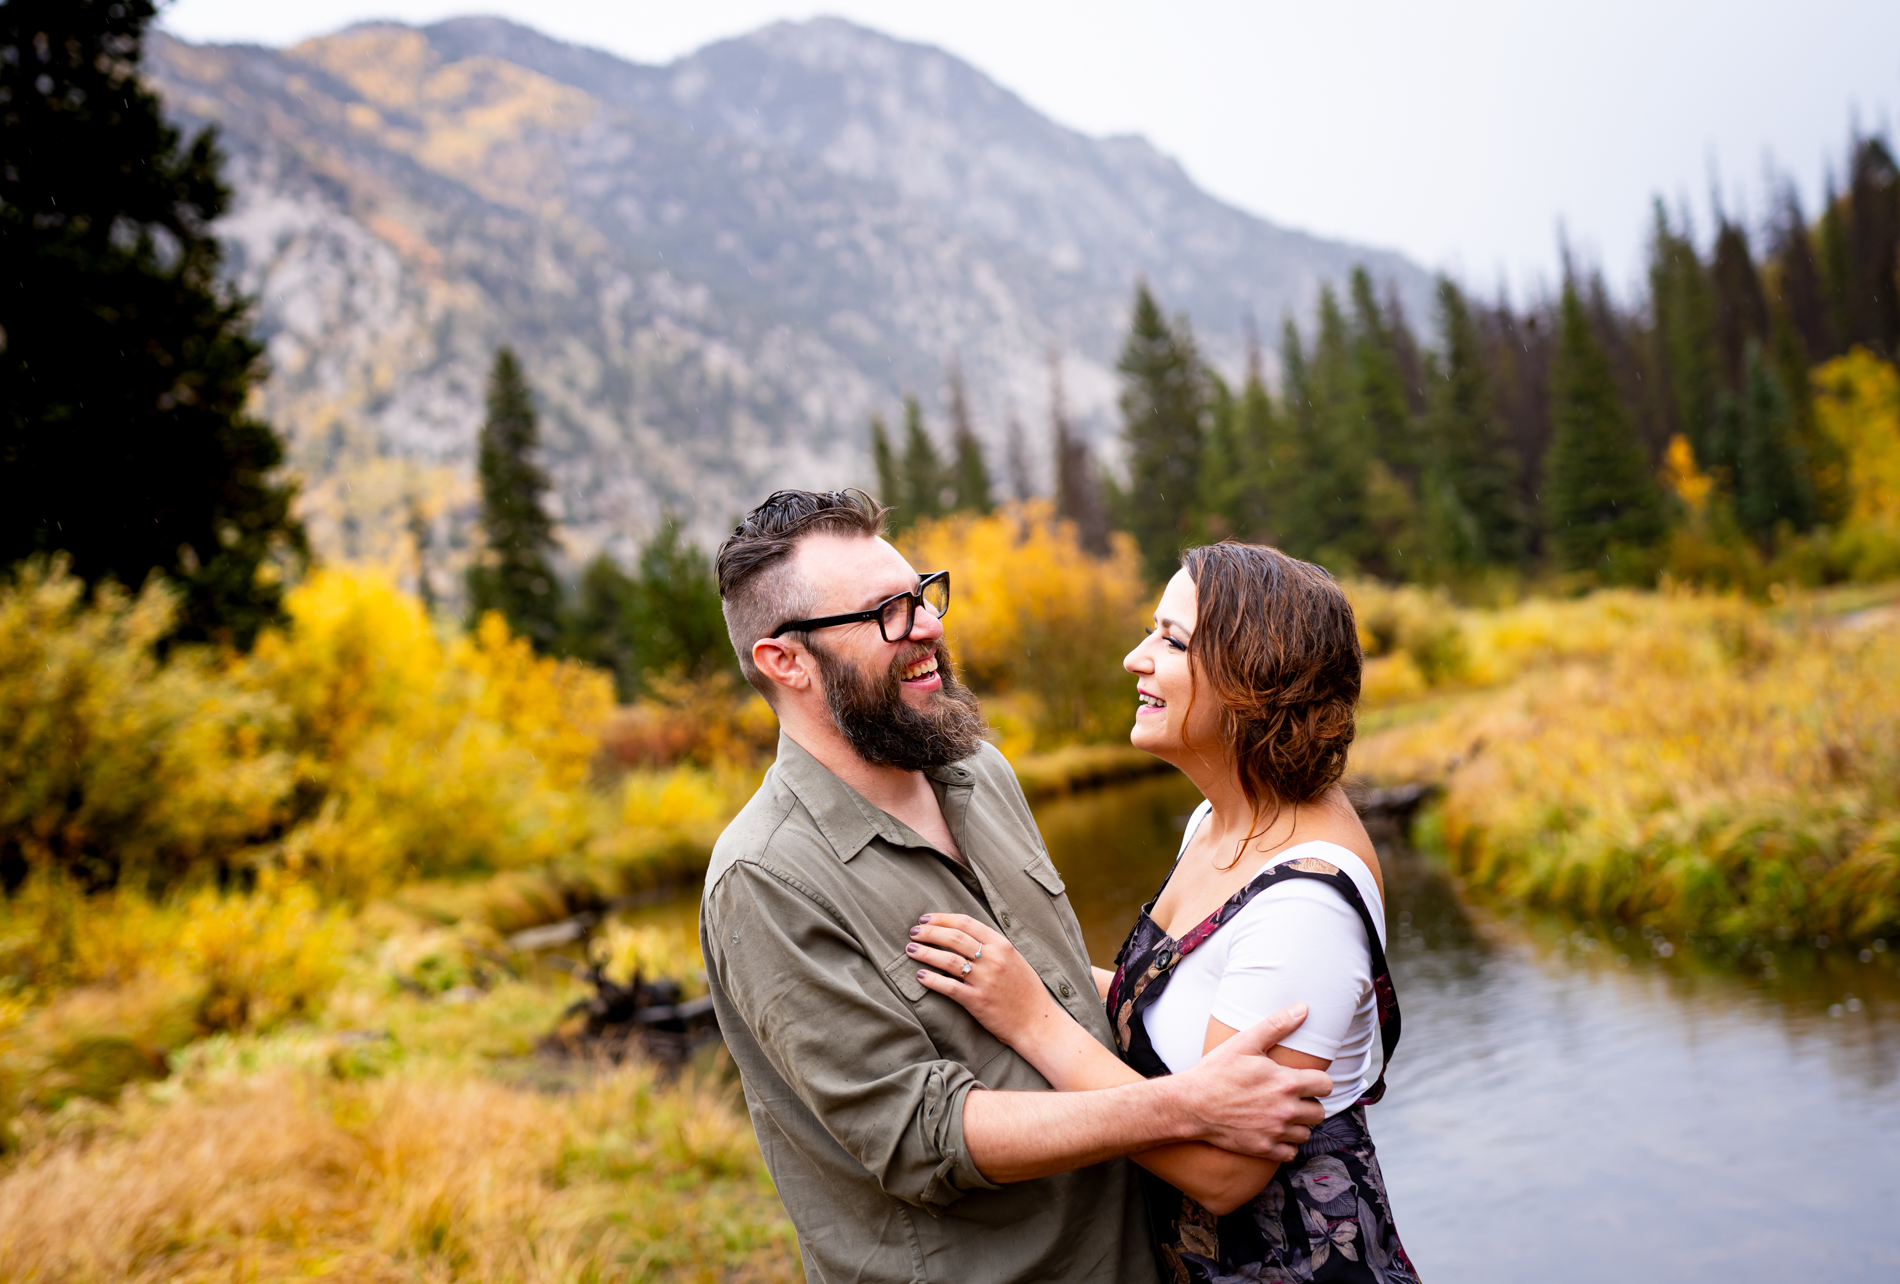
[1140,800,1385,1118]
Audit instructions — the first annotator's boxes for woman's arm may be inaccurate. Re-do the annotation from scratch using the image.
[911,914,1329,1215]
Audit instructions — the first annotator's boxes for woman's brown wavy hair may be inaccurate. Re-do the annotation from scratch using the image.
[1180,542,1361,865]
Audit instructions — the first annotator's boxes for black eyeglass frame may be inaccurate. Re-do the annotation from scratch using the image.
[770,571,950,642]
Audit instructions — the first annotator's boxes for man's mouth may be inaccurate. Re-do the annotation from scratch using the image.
[900,653,940,683]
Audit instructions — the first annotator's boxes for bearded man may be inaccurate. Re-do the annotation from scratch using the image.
[701,488,1330,1284]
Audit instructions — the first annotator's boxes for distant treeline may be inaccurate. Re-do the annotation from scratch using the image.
[879,131,1900,592]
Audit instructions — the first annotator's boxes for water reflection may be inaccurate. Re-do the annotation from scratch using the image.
[1034,771,1900,1282]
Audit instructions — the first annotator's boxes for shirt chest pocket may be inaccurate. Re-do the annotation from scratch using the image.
[881,950,1013,1076]
[1023,855,1065,896]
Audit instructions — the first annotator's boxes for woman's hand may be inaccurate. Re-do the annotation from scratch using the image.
[910,913,1061,1048]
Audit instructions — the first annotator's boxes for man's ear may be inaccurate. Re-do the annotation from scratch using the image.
[751,636,814,696]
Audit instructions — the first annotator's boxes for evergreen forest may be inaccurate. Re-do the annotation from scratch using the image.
[878,131,1900,598]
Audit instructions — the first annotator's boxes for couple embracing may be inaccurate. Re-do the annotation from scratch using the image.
[701,488,1418,1284]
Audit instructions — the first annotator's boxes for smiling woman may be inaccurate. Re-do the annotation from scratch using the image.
[914,540,1418,1283]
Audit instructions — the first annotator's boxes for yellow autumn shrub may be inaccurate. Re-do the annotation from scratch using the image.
[899,501,1150,749]
[0,558,292,890]
[255,568,615,898]
[1353,587,1900,942]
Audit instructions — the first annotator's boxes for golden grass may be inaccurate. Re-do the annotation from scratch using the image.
[0,965,799,1284]
[1352,587,1900,943]
[0,1060,796,1282]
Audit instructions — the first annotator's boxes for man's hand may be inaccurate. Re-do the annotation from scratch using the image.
[1169,1004,1331,1162]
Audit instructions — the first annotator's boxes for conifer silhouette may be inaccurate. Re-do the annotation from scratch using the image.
[1,0,305,646]
[467,348,562,650]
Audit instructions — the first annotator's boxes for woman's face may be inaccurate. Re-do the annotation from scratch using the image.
[1123,569,1224,759]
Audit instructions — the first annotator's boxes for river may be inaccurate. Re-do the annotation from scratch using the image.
[1036,771,1900,1281]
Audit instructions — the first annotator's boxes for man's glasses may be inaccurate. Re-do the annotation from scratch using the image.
[770,572,950,642]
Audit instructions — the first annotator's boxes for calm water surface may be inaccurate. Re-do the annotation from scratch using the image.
[1035,772,1900,1282]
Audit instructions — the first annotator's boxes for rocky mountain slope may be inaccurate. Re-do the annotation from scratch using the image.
[147,16,1432,580]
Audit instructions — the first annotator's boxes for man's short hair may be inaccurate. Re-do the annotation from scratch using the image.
[716,488,888,698]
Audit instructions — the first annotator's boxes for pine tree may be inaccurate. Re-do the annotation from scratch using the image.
[1731,341,1816,547]
[1,0,305,647]
[1770,186,1837,364]
[1197,372,1242,538]
[467,347,562,650]
[407,496,437,616]
[1115,281,1206,581]
[945,359,993,514]
[1274,320,1321,560]
[1003,409,1034,503]
[898,395,946,529]
[1845,136,1900,356]
[1648,203,1721,463]
[1229,335,1291,544]
[567,552,639,697]
[1769,305,1849,525]
[1478,296,1556,562]
[1815,175,1855,351]
[870,413,900,514]
[1545,283,1667,574]
[563,521,729,700]
[1050,354,1109,554]
[1351,267,1421,480]
[627,517,729,685]
[1710,217,1771,391]
[1421,278,1525,571]
[1293,288,1378,572]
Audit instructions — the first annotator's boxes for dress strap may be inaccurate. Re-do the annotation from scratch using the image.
[1106,856,1401,1104]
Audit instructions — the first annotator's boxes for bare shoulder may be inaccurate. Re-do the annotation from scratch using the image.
[1303,788,1383,900]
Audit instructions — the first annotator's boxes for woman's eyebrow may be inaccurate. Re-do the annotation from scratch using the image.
[1157,616,1192,637]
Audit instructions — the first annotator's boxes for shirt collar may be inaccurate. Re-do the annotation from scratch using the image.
[772,731,978,863]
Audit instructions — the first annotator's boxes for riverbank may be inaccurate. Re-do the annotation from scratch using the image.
[1350,583,1900,946]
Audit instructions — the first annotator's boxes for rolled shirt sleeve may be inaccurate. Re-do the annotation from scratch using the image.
[705,859,999,1207]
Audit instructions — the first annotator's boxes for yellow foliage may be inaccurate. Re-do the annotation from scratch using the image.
[620,764,753,831]
[1814,348,1900,530]
[0,559,292,887]
[181,876,348,1033]
[1343,580,1470,689]
[1661,433,1714,513]
[899,501,1151,748]
[594,914,707,996]
[246,568,614,897]
[0,874,344,1025]
[1353,588,1900,941]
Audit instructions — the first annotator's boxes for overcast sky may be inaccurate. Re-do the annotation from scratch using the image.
[162,0,1899,301]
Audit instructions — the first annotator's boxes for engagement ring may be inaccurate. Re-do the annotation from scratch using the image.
[960,962,973,975]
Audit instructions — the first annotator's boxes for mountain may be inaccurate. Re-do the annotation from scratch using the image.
[146,16,1433,581]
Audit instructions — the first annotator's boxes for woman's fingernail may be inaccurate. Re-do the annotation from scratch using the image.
[909,926,920,938]
[917,970,928,980]
[906,943,919,954]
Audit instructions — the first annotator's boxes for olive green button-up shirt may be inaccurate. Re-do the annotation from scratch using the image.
[700,733,1158,1284]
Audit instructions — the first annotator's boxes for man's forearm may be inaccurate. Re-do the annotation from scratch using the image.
[962,1077,1195,1183]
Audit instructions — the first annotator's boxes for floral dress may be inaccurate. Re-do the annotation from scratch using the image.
[1105,853,1420,1284]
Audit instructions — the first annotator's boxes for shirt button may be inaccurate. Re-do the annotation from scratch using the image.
[1000,913,1012,929]
[1059,981,1073,999]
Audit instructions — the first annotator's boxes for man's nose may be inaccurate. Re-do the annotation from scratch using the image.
[908,604,945,643]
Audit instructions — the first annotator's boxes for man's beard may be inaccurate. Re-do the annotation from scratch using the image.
[809,637,989,772]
